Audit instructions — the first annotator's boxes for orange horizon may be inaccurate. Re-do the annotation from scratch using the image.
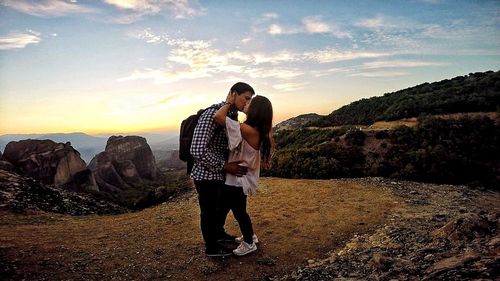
[0,126,180,136]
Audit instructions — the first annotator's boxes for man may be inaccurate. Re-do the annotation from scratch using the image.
[190,82,255,257]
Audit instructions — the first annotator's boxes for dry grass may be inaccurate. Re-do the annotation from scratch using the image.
[368,119,418,130]
[0,177,399,281]
[368,112,499,130]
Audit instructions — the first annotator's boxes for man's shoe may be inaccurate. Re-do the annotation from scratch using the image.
[217,232,237,243]
[205,246,232,257]
[235,234,259,244]
[233,241,257,256]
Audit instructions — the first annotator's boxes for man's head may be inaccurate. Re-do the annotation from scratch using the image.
[230,82,255,111]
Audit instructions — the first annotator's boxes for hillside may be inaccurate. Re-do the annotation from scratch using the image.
[308,70,500,127]
[274,114,322,131]
[1,177,498,280]
[268,70,500,188]
[268,115,499,188]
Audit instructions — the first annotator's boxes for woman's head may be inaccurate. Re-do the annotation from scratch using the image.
[245,95,274,168]
[245,96,272,125]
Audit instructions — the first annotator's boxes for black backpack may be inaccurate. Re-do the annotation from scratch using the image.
[179,105,235,174]
[179,108,206,174]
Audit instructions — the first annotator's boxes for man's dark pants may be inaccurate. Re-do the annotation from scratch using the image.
[194,180,225,250]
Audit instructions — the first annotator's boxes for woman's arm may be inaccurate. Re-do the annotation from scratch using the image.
[214,103,230,126]
[214,92,236,126]
[215,91,258,149]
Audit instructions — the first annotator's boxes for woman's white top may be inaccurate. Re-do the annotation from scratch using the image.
[225,117,260,195]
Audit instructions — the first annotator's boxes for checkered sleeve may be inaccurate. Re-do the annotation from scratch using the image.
[190,107,226,174]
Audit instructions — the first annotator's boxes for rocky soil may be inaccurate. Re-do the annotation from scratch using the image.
[280,178,499,280]
[0,169,127,216]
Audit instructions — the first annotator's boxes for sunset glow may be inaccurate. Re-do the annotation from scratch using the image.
[1,0,499,134]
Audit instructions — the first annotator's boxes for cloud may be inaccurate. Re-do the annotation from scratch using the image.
[251,12,281,34]
[303,17,331,33]
[118,37,233,83]
[251,51,299,64]
[117,67,211,84]
[359,60,447,69]
[1,0,96,17]
[267,24,302,35]
[419,0,443,4]
[268,24,284,35]
[241,37,251,44]
[132,29,300,64]
[272,82,307,92]
[103,0,206,22]
[0,32,41,50]
[255,12,279,25]
[125,31,432,85]
[117,39,304,84]
[304,48,390,63]
[302,16,351,38]
[311,67,353,77]
[158,95,177,105]
[354,15,430,50]
[348,71,409,77]
[267,16,351,38]
[167,42,227,69]
[244,68,304,79]
[103,0,143,10]
[26,29,41,36]
[132,28,165,43]
[354,12,500,55]
[354,15,389,30]
[311,59,445,77]
[261,13,278,20]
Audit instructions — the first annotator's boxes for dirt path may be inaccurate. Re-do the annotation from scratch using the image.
[0,178,398,280]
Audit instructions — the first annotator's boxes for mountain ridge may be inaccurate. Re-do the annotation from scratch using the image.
[303,70,500,128]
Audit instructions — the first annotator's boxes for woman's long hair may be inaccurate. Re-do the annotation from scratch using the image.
[244,95,274,168]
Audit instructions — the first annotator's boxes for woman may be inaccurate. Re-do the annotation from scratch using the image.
[214,93,274,256]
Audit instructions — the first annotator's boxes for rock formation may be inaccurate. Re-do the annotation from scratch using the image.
[105,136,157,179]
[88,152,131,193]
[66,169,99,193]
[0,150,17,173]
[88,136,157,192]
[2,139,96,190]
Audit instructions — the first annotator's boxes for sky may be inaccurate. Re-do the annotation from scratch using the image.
[0,0,499,135]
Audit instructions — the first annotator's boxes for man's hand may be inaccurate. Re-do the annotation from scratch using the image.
[224,161,248,177]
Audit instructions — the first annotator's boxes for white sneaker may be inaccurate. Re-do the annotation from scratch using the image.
[233,241,257,256]
[235,234,259,244]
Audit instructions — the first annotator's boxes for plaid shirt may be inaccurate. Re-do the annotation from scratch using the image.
[190,102,229,181]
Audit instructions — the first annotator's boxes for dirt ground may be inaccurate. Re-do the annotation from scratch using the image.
[0,177,399,281]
